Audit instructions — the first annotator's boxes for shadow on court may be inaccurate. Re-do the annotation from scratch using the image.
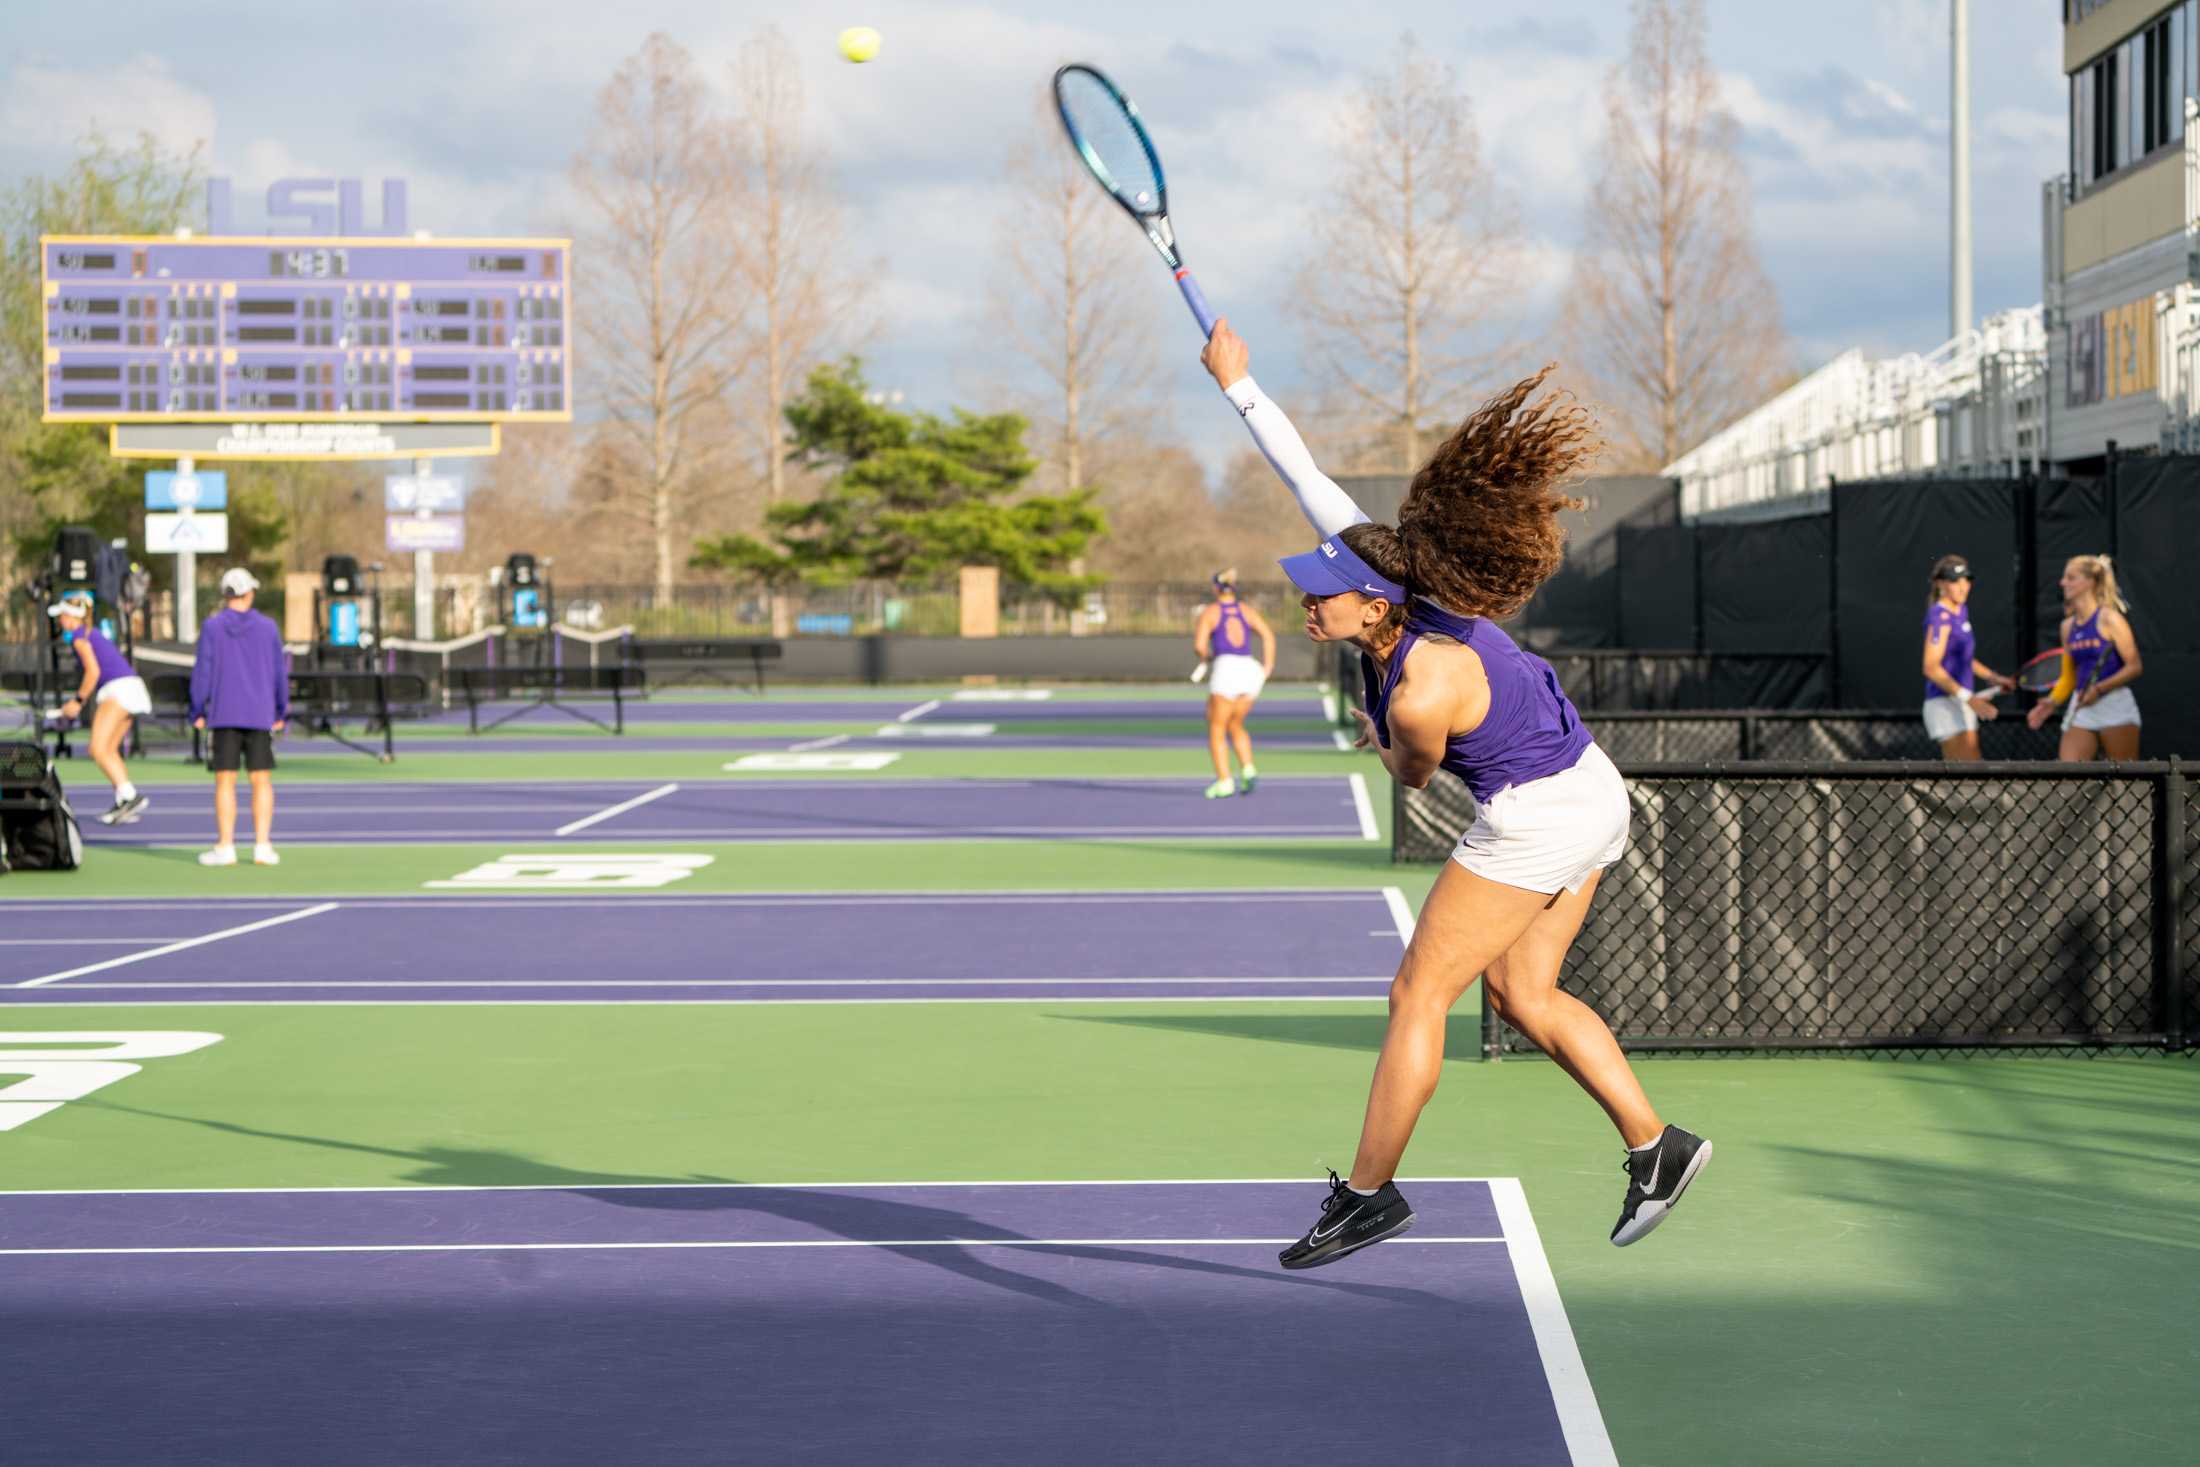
[1056,1010,1481,1064]
[78,1098,1444,1308]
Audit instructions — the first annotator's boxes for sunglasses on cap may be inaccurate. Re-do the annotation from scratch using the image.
[1937,564,1972,581]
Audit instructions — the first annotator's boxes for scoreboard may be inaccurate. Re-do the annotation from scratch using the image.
[41,236,571,423]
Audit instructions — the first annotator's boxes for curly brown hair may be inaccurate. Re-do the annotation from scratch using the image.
[1394,365,1596,619]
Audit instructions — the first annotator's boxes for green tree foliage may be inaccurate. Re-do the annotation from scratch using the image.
[2,134,288,619]
[691,360,1104,598]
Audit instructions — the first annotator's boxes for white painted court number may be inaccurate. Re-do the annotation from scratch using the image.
[0,1031,224,1132]
[426,853,714,889]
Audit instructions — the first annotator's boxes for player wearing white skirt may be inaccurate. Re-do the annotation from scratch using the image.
[1200,320,1710,1267]
[2027,554,2142,761]
[50,592,151,824]
[1918,555,2015,760]
[1192,571,1275,798]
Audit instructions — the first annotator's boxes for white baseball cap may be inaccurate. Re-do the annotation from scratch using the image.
[46,593,92,619]
[219,567,260,596]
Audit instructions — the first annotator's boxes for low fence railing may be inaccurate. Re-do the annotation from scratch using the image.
[1393,759,2196,1054]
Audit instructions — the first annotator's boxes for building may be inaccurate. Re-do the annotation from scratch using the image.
[1668,2,2200,517]
[2052,0,2200,468]
[1664,309,2047,520]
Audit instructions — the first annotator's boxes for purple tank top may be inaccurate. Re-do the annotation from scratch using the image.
[1923,603,1973,700]
[65,626,135,692]
[1361,602,1594,803]
[2067,607,2123,691]
[1211,602,1253,657]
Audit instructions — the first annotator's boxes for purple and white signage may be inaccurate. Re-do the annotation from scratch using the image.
[42,238,570,423]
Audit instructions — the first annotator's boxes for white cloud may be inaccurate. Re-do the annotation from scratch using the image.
[0,52,217,153]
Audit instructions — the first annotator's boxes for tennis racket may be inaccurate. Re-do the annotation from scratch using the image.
[1190,659,1210,684]
[1053,63,1218,337]
[1999,649,2067,697]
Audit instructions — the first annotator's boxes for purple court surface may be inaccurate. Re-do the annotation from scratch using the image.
[79,776,1377,846]
[0,890,1410,1003]
[0,1179,1612,1465]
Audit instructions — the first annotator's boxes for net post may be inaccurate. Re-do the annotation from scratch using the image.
[2156,757,2187,1050]
[1481,998,1504,1062]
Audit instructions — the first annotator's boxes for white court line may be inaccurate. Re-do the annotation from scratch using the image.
[0,1236,1502,1258]
[0,888,1392,910]
[1348,773,1380,841]
[784,735,851,752]
[1489,1179,1618,1466]
[895,699,942,722]
[1382,886,1417,947]
[2,995,1394,1009]
[56,974,1394,990]
[1331,729,1354,750]
[553,782,679,837]
[1320,689,1338,723]
[16,902,340,989]
[0,1174,1510,1197]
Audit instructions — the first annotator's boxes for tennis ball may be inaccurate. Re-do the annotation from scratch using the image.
[838,26,881,63]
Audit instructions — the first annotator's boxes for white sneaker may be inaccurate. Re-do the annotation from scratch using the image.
[253,845,281,866]
[198,846,237,867]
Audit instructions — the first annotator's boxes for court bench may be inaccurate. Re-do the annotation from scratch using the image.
[450,663,645,734]
[626,638,783,695]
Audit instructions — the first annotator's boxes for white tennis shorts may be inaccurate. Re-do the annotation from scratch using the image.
[96,675,152,717]
[2071,686,2141,731]
[1450,743,1630,896]
[1207,654,1267,701]
[1922,692,1979,742]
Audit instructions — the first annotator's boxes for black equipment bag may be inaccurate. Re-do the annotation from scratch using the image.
[0,741,83,872]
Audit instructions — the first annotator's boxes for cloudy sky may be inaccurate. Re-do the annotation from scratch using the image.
[0,0,2067,475]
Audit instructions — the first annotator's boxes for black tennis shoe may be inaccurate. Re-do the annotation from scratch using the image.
[1279,1170,1414,1270]
[1610,1125,1712,1247]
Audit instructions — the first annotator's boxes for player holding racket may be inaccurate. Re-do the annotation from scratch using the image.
[1199,322,1710,1267]
[2027,554,2141,760]
[1919,555,2015,761]
[1192,571,1275,798]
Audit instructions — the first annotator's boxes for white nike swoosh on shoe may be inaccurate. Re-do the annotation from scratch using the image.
[1309,1208,1359,1243]
[1637,1150,1663,1195]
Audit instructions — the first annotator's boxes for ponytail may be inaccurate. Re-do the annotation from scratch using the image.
[2070,554,2129,613]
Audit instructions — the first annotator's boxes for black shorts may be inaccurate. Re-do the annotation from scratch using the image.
[208,728,277,773]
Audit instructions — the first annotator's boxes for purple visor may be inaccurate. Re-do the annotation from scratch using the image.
[1278,535,1406,603]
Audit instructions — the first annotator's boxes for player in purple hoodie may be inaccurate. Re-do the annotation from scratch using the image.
[188,567,290,867]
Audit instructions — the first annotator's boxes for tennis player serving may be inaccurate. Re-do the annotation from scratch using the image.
[1200,322,1710,1268]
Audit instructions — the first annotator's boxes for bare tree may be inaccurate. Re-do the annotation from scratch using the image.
[570,32,746,597]
[728,26,852,507]
[1557,0,1788,471]
[989,102,1163,493]
[1297,36,1523,472]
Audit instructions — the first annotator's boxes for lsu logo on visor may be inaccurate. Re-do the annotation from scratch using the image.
[1319,541,1339,559]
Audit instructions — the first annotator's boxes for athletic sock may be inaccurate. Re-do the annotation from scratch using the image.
[1239,763,1257,777]
[116,782,137,803]
[1629,1129,1667,1153]
[1346,1182,1380,1197]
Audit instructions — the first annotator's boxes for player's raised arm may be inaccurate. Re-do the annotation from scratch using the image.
[1200,320,1369,538]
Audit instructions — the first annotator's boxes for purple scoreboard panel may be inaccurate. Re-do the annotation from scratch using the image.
[41,237,571,422]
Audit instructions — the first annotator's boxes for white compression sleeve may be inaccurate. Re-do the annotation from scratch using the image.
[1222,376,1369,538]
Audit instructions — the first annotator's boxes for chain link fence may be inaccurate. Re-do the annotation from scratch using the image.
[1391,760,2194,1052]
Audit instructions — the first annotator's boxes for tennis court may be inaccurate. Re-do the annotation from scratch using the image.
[5,679,2196,1466]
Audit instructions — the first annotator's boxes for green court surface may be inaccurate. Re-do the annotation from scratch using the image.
[5,682,2195,1464]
